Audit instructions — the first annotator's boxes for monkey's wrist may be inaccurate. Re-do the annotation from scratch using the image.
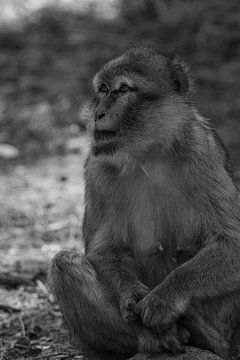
[121,282,150,300]
[155,280,190,314]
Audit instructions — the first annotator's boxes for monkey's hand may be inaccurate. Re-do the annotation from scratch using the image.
[135,287,185,332]
[120,282,150,324]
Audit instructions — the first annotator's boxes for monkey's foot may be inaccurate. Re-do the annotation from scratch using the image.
[138,325,190,355]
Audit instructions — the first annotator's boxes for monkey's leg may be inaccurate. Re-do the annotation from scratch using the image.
[48,250,140,359]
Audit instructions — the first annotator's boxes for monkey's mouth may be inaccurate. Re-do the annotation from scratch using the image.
[94,129,117,142]
[92,130,120,156]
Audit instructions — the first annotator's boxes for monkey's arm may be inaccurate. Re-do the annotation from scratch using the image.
[137,238,240,330]
[87,247,150,323]
[83,203,150,322]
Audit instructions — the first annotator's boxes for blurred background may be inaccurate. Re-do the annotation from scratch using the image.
[0,0,240,165]
[0,1,239,359]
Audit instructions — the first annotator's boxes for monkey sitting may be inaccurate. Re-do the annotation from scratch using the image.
[48,48,240,360]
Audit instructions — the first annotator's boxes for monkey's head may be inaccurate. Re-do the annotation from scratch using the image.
[89,47,191,169]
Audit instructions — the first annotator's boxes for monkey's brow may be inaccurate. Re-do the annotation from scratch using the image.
[94,67,151,93]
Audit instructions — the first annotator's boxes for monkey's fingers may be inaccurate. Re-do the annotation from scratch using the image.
[120,298,140,324]
[120,284,150,324]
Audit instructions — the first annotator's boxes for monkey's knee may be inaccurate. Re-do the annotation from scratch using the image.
[48,250,139,357]
[48,250,103,334]
[48,250,96,298]
[50,249,91,274]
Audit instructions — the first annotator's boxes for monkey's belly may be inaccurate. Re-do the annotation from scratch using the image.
[135,249,174,288]
[135,242,197,288]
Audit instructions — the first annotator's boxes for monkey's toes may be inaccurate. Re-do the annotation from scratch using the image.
[159,325,186,354]
[138,329,162,353]
[177,324,190,344]
[138,327,185,354]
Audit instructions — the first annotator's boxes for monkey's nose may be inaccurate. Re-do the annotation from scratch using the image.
[95,112,106,122]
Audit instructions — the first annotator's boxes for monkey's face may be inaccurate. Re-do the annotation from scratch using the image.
[89,48,189,167]
[90,73,141,158]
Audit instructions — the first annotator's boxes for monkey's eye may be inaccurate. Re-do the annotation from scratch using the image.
[118,84,129,94]
[99,84,108,95]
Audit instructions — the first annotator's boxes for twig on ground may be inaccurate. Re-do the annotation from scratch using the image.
[0,304,21,313]
[19,314,26,337]
[36,279,54,303]
[0,273,32,288]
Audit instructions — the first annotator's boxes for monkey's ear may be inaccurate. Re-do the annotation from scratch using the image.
[170,59,189,94]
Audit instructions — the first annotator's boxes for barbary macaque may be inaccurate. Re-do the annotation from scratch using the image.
[48,48,240,360]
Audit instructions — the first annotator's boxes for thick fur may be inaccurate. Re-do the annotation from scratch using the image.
[48,48,240,360]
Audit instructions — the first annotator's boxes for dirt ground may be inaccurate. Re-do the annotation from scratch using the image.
[0,139,89,360]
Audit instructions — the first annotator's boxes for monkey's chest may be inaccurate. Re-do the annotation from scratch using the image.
[130,186,187,252]
[128,186,198,285]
